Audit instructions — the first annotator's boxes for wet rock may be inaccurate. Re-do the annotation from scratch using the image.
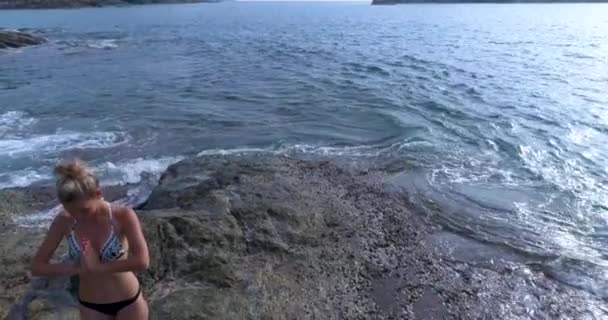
[0,184,128,320]
[0,230,46,320]
[0,185,130,228]
[26,296,79,320]
[0,30,46,49]
[412,288,448,320]
[3,154,608,319]
[0,187,56,227]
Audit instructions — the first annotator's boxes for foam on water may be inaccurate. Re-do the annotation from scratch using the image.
[86,39,119,50]
[289,144,389,157]
[54,38,120,51]
[13,144,412,227]
[4,142,398,190]
[196,144,385,158]
[0,168,51,189]
[196,141,430,159]
[14,205,62,229]
[420,141,608,297]
[518,144,606,207]
[567,126,598,145]
[0,131,129,157]
[0,111,37,137]
[98,156,184,186]
[197,147,271,156]
[13,156,183,228]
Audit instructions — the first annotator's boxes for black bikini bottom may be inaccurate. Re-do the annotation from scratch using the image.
[79,287,141,316]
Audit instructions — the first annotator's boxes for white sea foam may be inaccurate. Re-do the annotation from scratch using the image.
[195,144,381,157]
[518,144,600,200]
[567,126,597,145]
[0,168,51,189]
[289,144,386,157]
[0,111,37,137]
[99,156,184,186]
[14,205,62,228]
[86,39,118,50]
[13,143,393,227]
[430,163,518,187]
[0,131,129,157]
[12,156,183,227]
[196,141,425,158]
[197,147,270,156]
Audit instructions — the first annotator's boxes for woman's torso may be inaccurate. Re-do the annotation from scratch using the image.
[65,203,140,303]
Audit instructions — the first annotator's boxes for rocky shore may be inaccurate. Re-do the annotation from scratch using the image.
[1,154,605,319]
[0,30,45,49]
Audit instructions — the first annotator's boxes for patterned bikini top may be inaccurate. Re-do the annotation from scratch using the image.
[67,202,125,263]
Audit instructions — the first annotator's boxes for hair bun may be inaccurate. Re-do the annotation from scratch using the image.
[54,159,88,180]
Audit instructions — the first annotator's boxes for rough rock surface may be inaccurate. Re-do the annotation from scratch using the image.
[3,154,607,319]
[0,30,45,49]
[0,188,56,229]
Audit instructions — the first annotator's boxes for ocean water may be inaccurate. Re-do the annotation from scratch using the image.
[1,2,608,301]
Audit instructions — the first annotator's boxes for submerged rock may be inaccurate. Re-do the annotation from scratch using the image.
[0,30,46,49]
[3,154,607,319]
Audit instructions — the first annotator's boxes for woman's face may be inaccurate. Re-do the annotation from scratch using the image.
[62,192,102,219]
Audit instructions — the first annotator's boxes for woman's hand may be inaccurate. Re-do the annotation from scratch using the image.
[80,238,104,274]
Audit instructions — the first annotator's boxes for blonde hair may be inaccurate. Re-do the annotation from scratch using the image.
[54,159,99,203]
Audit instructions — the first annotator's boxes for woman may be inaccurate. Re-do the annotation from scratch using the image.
[31,159,150,320]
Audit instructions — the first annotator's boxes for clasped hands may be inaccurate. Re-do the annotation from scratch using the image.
[78,238,106,274]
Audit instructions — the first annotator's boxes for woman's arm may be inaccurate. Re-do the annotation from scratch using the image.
[31,213,79,277]
[87,207,150,274]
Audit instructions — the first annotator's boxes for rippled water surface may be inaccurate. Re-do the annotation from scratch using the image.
[1,2,608,299]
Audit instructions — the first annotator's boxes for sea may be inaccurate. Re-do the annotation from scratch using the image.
[1,1,608,304]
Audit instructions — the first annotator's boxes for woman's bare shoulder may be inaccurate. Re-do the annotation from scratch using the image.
[110,205,139,227]
[111,205,135,218]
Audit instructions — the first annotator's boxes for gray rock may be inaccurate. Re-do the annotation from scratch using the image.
[0,30,46,50]
[0,188,55,227]
[0,185,129,230]
[3,154,607,319]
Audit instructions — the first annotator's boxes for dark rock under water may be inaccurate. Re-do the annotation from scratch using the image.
[0,30,45,49]
[2,154,605,319]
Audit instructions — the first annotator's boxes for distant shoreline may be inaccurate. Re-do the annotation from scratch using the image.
[0,0,218,9]
[2,0,606,7]
[372,0,608,4]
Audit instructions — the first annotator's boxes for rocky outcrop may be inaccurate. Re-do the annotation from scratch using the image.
[0,188,55,229]
[0,30,45,49]
[137,154,420,318]
[2,154,606,319]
